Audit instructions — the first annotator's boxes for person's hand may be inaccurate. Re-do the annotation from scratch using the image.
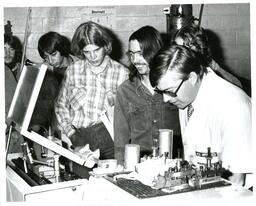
[73,144,100,168]
[73,145,85,154]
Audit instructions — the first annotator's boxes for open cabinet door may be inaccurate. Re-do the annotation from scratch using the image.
[6,64,86,165]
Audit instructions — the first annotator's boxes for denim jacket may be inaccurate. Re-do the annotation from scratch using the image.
[114,77,181,164]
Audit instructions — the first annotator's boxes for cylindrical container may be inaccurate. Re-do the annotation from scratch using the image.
[124,144,140,171]
[165,4,193,43]
[159,129,173,159]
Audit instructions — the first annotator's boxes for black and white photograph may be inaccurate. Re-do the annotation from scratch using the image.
[0,0,255,205]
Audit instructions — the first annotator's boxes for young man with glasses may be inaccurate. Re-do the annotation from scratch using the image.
[114,26,182,165]
[154,76,188,98]
[149,44,252,187]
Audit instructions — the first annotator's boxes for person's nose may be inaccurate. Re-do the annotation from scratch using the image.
[163,93,173,103]
[47,56,53,64]
[133,53,141,63]
[90,51,96,59]
[5,48,10,56]
[130,53,139,63]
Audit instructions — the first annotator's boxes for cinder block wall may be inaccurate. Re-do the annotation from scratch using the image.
[4,3,250,79]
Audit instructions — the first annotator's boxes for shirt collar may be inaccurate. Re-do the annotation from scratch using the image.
[134,77,159,98]
[83,55,111,74]
[134,77,144,95]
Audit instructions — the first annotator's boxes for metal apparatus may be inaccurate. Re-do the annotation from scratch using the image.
[163,4,193,43]
[20,140,64,183]
[6,63,99,187]
[163,4,205,43]
[108,146,230,199]
[152,147,225,191]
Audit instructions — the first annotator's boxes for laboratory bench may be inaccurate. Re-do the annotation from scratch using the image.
[6,153,253,204]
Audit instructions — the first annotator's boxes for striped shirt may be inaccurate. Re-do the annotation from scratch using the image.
[55,56,128,137]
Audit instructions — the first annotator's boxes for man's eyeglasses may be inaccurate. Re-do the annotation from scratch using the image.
[128,51,143,59]
[154,77,188,97]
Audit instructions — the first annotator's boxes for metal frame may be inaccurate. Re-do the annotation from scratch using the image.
[7,64,86,166]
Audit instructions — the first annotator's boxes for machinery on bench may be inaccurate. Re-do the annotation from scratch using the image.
[152,147,227,192]
[5,63,97,201]
[11,134,79,186]
[108,145,230,198]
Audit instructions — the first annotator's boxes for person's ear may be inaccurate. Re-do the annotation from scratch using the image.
[188,71,198,85]
[104,43,112,54]
[104,45,109,52]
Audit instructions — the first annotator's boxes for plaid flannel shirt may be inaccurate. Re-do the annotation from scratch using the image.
[55,56,128,137]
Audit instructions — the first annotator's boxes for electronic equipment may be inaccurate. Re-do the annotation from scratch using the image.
[152,147,227,191]
[5,64,91,201]
[106,147,231,199]
[6,64,87,166]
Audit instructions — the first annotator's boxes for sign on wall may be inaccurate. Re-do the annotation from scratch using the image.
[88,7,116,29]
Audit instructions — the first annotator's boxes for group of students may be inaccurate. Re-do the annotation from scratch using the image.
[4,19,252,187]
[116,21,251,187]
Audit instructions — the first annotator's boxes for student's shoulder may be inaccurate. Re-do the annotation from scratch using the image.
[66,58,84,71]
[72,57,84,66]
[70,55,81,63]
[117,78,137,93]
[109,58,128,70]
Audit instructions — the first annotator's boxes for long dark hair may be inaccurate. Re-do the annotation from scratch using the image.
[128,26,163,81]
[4,34,22,68]
[71,21,112,59]
[38,31,71,59]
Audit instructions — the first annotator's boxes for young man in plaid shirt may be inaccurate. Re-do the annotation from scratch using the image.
[55,22,128,176]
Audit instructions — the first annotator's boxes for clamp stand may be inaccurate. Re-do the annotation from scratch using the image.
[196,147,217,169]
